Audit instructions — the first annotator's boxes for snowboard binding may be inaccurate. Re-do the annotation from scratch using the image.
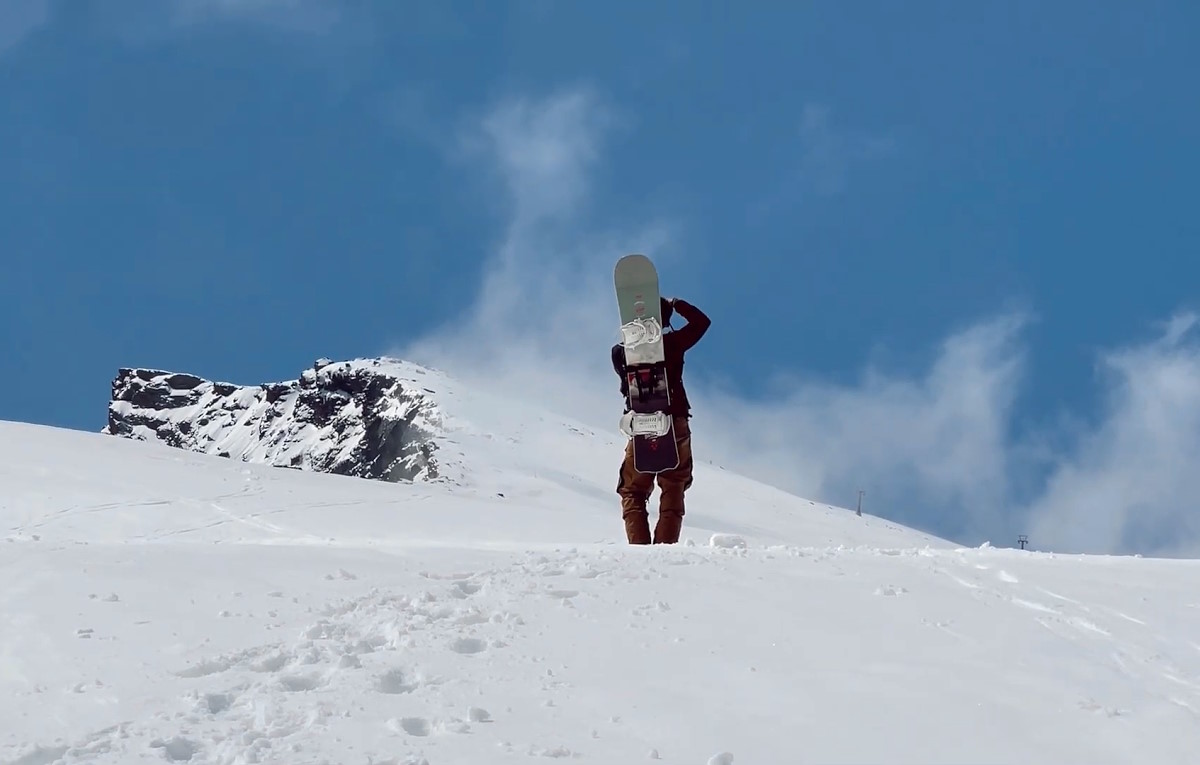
[619,317,663,366]
[619,410,672,438]
[620,316,663,347]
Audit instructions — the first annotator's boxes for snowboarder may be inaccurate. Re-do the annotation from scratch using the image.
[611,295,711,544]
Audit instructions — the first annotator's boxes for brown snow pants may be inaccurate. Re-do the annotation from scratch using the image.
[616,415,694,545]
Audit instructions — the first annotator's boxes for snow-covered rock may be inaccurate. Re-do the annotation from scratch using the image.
[103,357,449,483]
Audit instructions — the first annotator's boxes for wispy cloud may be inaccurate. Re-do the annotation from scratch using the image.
[749,103,894,222]
[92,0,348,45]
[797,103,895,196]
[397,86,1200,559]
[168,0,343,33]
[3,0,344,57]
[0,0,50,55]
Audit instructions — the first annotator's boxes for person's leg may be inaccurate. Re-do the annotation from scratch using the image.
[616,437,655,544]
[653,416,694,544]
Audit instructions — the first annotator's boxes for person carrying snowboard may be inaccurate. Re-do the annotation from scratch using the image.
[611,295,711,544]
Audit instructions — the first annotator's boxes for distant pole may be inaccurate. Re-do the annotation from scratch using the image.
[856,490,864,517]
[1018,535,1028,550]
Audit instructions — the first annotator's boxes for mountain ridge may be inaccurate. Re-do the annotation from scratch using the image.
[102,357,452,484]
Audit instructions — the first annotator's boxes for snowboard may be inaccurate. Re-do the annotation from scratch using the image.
[613,253,679,473]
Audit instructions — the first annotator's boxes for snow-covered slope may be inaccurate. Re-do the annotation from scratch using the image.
[4,371,1200,764]
[99,357,936,550]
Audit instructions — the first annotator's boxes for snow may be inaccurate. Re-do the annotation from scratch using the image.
[4,368,1200,764]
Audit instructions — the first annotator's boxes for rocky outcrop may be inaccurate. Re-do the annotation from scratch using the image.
[103,358,448,483]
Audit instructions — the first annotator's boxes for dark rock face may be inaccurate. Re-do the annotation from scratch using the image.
[102,358,446,483]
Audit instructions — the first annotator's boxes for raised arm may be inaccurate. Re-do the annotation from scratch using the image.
[667,298,710,352]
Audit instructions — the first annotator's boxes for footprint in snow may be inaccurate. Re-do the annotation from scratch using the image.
[250,652,290,673]
[150,736,202,762]
[376,668,418,694]
[387,716,470,738]
[420,570,479,581]
[278,673,322,692]
[450,637,487,655]
[453,609,491,626]
[176,658,233,678]
[452,580,483,597]
[195,691,236,715]
[394,717,431,737]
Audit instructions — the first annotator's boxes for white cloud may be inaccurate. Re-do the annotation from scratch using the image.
[0,0,50,54]
[1025,312,1200,556]
[396,87,1200,559]
[724,312,1200,557]
[695,313,1029,544]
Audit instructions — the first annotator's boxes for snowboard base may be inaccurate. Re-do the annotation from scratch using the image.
[631,420,679,473]
[614,253,680,474]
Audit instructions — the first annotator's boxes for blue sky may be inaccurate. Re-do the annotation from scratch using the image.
[4,1,1200,555]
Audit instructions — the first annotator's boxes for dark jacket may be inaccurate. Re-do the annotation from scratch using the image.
[611,298,711,417]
